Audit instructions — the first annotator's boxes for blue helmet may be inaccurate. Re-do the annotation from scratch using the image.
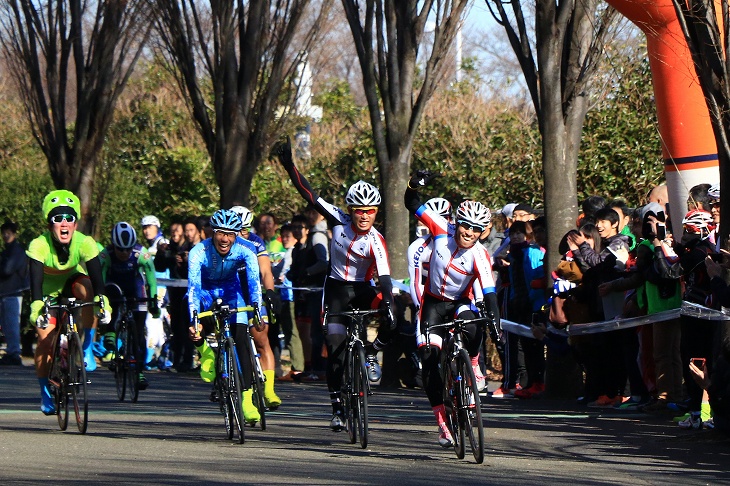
[210,209,243,232]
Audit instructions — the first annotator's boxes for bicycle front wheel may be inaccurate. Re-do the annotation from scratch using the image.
[457,348,484,463]
[344,344,356,444]
[443,350,464,459]
[50,332,68,431]
[226,338,245,444]
[250,337,266,431]
[114,323,127,401]
[354,342,369,449]
[68,332,88,434]
[127,321,139,403]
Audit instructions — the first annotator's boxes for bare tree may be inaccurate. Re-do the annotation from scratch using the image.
[341,0,470,279]
[0,0,153,231]
[484,0,620,275]
[671,0,730,247]
[151,0,334,208]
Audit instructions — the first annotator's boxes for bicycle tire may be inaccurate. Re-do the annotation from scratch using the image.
[344,343,356,444]
[114,322,127,401]
[51,330,68,431]
[458,348,484,463]
[127,320,139,403]
[354,342,369,449]
[443,348,464,459]
[68,332,88,434]
[215,347,234,440]
[226,337,245,444]
[250,340,266,431]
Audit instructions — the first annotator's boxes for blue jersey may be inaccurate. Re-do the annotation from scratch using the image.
[246,232,269,258]
[187,237,261,324]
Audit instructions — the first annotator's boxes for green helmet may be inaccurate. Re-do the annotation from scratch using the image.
[42,190,81,221]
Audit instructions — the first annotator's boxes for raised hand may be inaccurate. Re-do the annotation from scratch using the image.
[408,170,438,189]
[275,138,294,168]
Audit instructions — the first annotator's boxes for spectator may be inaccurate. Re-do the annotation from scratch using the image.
[0,219,28,366]
[512,204,536,222]
[687,183,712,212]
[579,195,606,226]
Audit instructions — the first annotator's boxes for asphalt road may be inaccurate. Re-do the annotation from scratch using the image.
[1,363,729,485]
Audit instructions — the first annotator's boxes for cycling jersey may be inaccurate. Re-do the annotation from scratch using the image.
[246,232,269,258]
[407,235,432,308]
[99,244,158,309]
[187,237,261,324]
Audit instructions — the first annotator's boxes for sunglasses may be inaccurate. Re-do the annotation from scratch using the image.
[710,201,721,208]
[353,208,377,216]
[457,220,484,233]
[50,214,76,224]
[114,246,133,253]
[213,229,237,237]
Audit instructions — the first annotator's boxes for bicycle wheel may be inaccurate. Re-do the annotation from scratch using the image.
[68,332,88,434]
[127,320,139,403]
[226,337,245,444]
[114,323,127,401]
[214,346,234,440]
[250,337,266,431]
[457,349,484,463]
[50,331,68,431]
[354,342,369,449]
[442,349,464,459]
[344,344,356,444]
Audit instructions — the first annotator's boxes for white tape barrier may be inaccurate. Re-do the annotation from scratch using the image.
[501,301,730,340]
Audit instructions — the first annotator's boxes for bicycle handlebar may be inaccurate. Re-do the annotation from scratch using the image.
[324,307,386,319]
[37,298,101,329]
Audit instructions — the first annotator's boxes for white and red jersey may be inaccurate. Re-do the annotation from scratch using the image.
[317,198,391,283]
[415,205,496,301]
[407,235,432,307]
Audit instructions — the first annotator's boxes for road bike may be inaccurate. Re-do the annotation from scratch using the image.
[39,297,100,434]
[322,306,384,449]
[195,300,264,443]
[428,315,487,463]
[106,284,158,402]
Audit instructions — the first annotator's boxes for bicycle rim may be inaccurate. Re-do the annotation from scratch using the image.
[215,348,233,440]
[443,352,464,459]
[127,323,139,403]
[69,332,88,434]
[251,349,266,431]
[345,346,356,444]
[51,333,68,431]
[227,338,245,443]
[355,343,369,449]
[114,325,127,401]
[458,349,484,463]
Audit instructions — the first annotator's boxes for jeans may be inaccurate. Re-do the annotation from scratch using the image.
[0,296,22,358]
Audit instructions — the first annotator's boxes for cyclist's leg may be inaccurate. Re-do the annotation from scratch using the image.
[190,290,216,382]
[133,310,149,389]
[35,319,59,414]
[246,288,280,408]
[66,275,98,372]
[233,320,260,423]
[323,279,353,428]
[351,284,386,381]
[455,302,485,390]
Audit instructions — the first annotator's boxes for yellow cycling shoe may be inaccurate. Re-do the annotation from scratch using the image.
[242,389,261,424]
[196,342,216,383]
[263,370,281,409]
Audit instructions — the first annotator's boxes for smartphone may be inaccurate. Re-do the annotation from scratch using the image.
[710,253,724,262]
[691,357,706,368]
[656,223,667,240]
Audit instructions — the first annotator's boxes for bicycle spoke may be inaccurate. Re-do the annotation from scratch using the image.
[127,323,139,403]
[69,332,88,434]
[459,350,484,463]
[345,347,356,444]
[227,338,245,443]
[115,326,127,401]
[355,343,369,449]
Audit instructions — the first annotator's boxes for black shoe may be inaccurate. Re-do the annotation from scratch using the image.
[138,374,149,390]
[330,413,345,432]
[0,355,22,366]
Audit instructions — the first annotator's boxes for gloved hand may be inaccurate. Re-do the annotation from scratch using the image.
[276,138,294,168]
[30,300,46,327]
[150,298,161,319]
[408,170,438,189]
[265,288,282,315]
[384,303,397,331]
[475,300,486,316]
[94,295,111,325]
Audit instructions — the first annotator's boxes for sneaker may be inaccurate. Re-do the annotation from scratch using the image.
[330,412,345,432]
[673,412,690,423]
[366,354,381,382]
[704,417,715,429]
[514,382,545,399]
[438,424,454,448]
[667,401,690,413]
[0,354,23,366]
[84,346,97,372]
[641,397,669,413]
[242,389,261,425]
[678,412,702,430]
[101,351,115,364]
[300,372,324,382]
[40,386,56,416]
[472,365,486,392]
[587,395,622,408]
[491,386,515,399]
[138,373,149,390]
[614,395,650,411]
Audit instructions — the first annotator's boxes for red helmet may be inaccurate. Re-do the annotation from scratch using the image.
[682,209,715,238]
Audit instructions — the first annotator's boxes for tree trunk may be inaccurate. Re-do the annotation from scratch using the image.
[381,151,411,280]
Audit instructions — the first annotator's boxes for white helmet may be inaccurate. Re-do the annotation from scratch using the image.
[140,215,161,228]
[682,209,715,238]
[708,183,720,201]
[230,206,254,228]
[425,197,452,219]
[456,201,491,229]
[346,181,381,207]
[111,222,137,249]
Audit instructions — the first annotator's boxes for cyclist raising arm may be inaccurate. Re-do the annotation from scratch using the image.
[27,190,110,415]
[99,222,159,390]
[278,140,397,432]
[187,209,264,424]
[404,171,500,448]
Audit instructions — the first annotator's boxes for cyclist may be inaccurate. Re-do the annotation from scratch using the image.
[230,205,283,409]
[99,222,159,390]
[187,209,264,424]
[27,190,110,415]
[404,171,500,447]
[278,142,397,432]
